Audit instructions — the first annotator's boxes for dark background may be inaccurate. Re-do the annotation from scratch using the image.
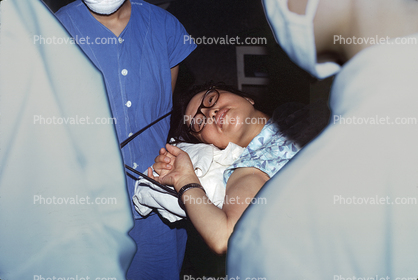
[42,0,332,278]
[43,0,332,107]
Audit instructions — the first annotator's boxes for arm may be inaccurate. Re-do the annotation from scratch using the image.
[152,144,269,254]
[170,65,179,93]
[185,167,269,254]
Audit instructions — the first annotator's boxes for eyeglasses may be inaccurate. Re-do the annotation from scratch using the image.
[188,87,220,133]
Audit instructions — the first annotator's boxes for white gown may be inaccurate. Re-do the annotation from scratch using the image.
[0,0,135,278]
[227,34,418,279]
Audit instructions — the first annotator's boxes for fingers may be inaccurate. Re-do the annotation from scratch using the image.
[152,144,183,177]
[151,144,199,189]
[153,161,172,172]
[156,146,176,164]
[147,167,155,179]
[148,167,165,185]
[165,143,183,156]
[155,154,171,164]
[159,147,167,155]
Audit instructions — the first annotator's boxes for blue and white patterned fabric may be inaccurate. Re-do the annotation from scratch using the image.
[223,120,300,185]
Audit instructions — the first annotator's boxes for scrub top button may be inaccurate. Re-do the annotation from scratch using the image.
[126,101,132,107]
[128,132,133,137]
[121,69,128,76]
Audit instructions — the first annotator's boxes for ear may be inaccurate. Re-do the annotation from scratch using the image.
[245,97,255,105]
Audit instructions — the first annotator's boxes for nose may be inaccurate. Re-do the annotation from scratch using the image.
[200,107,218,119]
[205,107,218,120]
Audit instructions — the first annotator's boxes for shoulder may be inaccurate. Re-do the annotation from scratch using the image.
[225,167,269,205]
[228,167,269,188]
[223,121,299,184]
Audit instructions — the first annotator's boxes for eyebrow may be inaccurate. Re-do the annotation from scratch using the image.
[191,93,206,116]
[185,93,204,128]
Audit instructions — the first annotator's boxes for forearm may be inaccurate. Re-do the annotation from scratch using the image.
[153,145,265,254]
[176,169,268,254]
[180,187,232,254]
[170,65,179,93]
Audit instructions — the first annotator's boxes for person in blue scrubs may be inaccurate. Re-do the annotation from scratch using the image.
[56,1,196,279]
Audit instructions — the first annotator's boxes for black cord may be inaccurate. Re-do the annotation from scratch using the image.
[120,111,172,148]
[125,164,178,197]
[120,111,176,197]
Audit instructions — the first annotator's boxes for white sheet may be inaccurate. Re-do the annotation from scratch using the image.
[133,142,244,222]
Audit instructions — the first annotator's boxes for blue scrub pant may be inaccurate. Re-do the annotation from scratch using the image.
[126,214,187,280]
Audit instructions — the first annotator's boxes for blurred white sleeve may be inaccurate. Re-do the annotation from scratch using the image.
[0,0,135,279]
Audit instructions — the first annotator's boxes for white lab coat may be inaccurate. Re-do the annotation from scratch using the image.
[227,34,418,279]
[0,0,135,278]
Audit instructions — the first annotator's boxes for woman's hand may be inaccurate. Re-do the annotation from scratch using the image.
[150,144,199,191]
[153,147,176,177]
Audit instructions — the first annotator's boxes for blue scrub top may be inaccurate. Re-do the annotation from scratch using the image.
[56,0,196,218]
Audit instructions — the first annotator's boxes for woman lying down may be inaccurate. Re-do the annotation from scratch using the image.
[133,84,300,254]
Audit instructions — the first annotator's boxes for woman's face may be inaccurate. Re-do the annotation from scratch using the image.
[184,89,268,149]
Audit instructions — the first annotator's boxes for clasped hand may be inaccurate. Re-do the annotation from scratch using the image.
[149,144,200,192]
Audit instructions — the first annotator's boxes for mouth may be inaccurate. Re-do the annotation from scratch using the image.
[216,108,229,128]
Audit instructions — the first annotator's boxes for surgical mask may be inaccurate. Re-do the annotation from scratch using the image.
[83,0,126,15]
[263,0,341,79]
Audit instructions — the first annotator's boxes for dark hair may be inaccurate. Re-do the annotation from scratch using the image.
[167,81,270,144]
